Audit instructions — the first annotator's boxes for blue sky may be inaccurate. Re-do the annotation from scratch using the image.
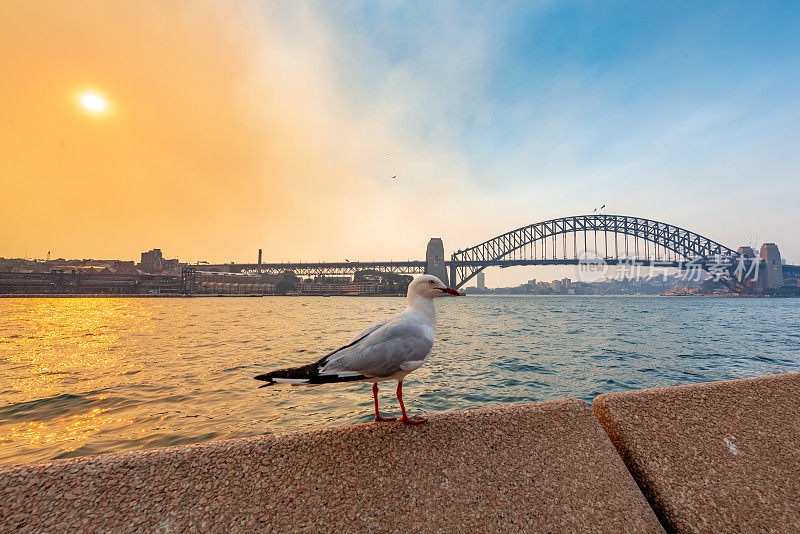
[299,1,800,282]
[316,1,800,185]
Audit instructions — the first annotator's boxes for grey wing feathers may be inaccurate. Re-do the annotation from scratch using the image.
[347,318,390,344]
[321,319,433,378]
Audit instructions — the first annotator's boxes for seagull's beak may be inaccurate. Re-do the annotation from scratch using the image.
[441,287,461,296]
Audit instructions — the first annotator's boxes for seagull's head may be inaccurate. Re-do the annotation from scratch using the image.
[408,275,461,300]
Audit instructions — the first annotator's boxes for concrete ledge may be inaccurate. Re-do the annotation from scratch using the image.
[1,399,662,533]
[594,373,800,533]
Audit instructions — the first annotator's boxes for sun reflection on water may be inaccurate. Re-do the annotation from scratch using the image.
[2,298,139,400]
[0,407,132,453]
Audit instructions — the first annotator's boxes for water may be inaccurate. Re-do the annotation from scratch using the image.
[1,295,798,466]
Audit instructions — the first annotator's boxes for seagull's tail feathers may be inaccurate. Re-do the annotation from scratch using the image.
[254,360,368,388]
[254,362,317,387]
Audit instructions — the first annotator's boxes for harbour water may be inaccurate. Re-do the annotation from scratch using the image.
[1,295,799,466]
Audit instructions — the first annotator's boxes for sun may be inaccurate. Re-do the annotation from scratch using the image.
[79,92,108,113]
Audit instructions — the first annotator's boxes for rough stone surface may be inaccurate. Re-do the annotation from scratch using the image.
[594,373,800,533]
[1,399,662,533]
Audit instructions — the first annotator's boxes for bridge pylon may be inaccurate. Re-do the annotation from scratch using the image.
[425,238,449,286]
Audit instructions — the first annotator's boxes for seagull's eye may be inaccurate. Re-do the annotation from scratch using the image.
[428,280,435,285]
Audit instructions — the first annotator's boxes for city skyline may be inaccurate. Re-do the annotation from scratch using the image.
[2,2,799,286]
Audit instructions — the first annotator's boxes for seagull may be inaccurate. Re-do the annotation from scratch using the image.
[254,274,461,424]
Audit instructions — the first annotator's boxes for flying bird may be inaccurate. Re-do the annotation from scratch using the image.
[254,275,461,424]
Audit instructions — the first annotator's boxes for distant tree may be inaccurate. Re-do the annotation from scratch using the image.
[275,272,300,295]
[274,279,296,295]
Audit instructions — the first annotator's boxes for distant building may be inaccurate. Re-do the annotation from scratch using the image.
[299,281,379,295]
[477,272,486,290]
[759,243,784,290]
[314,276,351,284]
[140,249,181,275]
[111,261,138,274]
[196,271,275,294]
[140,249,163,274]
[160,259,181,276]
[50,259,137,274]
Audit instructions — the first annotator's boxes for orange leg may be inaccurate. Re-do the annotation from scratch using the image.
[396,380,427,425]
[373,382,396,422]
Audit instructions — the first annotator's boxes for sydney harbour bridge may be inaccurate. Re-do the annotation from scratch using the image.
[200,214,778,291]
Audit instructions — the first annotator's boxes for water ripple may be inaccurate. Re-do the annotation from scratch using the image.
[1,295,799,466]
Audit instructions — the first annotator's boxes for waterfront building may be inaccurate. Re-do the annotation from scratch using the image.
[477,272,486,290]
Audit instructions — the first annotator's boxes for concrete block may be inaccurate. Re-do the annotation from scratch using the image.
[1,399,662,533]
[594,373,800,533]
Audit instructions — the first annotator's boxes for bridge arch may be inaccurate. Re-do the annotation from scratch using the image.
[449,214,738,289]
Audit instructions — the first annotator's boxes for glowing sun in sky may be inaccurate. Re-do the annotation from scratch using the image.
[78,92,108,113]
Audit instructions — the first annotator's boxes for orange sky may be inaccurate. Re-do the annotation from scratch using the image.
[0,1,470,265]
[2,2,797,285]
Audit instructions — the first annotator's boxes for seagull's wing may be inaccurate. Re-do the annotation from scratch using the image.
[346,318,390,344]
[254,311,435,386]
[320,318,433,378]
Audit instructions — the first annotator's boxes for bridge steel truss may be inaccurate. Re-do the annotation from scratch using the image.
[449,214,739,289]
[228,261,426,278]
[197,215,744,290]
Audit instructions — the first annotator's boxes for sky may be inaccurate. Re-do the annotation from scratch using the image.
[2,1,799,286]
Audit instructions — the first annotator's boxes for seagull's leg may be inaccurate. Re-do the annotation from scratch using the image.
[396,380,427,425]
[373,382,396,422]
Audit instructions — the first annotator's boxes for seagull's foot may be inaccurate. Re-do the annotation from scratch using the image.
[400,415,428,425]
[375,415,397,423]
